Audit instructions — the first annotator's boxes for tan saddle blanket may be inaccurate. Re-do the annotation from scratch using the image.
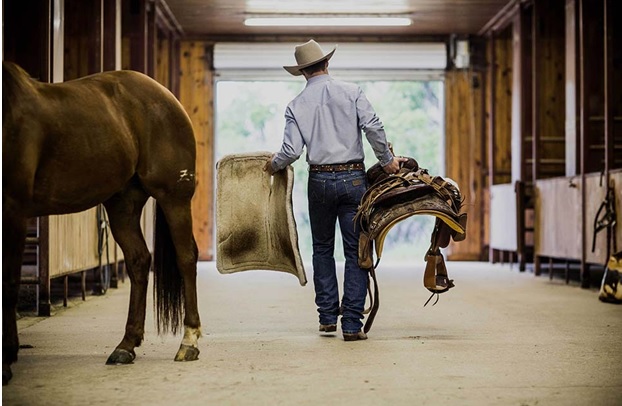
[216,152,307,286]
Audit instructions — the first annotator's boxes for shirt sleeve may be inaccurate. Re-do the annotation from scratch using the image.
[272,105,305,171]
[356,88,394,167]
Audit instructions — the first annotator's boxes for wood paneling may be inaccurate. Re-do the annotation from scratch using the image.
[164,0,511,38]
[445,70,487,260]
[103,0,121,71]
[514,4,534,183]
[534,176,582,260]
[179,41,215,260]
[532,0,566,180]
[64,0,103,79]
[122,0,147,73]
[3,0,51,82]
[155,36,170,88]
[491,29,513,185]
[580,0,606,174]
[47,210,99,277]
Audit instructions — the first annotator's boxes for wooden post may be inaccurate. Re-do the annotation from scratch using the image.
[578,0,589,288]
[179,42,215,260]
[103,0,121,71]
[38,217,51,317]
[488,34,497,262]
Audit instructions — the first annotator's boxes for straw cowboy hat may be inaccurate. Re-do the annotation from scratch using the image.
[283,40,337,76]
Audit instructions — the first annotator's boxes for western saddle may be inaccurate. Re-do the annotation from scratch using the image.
[355,157,468,333]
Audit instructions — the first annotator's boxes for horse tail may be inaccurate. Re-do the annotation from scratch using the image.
[153,203,184,335]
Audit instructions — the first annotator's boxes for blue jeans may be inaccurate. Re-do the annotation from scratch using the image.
[308,170,368,334]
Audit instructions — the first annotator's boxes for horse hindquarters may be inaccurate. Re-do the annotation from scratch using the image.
[134,89,201,360]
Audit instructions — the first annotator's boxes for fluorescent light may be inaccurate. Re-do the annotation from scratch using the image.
[244,17,412,27]
[213,42,447,72]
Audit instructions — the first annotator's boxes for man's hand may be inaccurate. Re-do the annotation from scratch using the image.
[263,154,277,175]
[382,156,408,174]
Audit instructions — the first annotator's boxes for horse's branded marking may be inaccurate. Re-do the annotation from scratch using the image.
[178,169,195,183]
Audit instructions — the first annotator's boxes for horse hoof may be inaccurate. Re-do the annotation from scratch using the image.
[174,344,200,362]
[2,365,13,386]
[106,348,136,365]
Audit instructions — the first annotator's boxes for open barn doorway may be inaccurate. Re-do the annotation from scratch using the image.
[214,42,446,261]
[215,79,444,261]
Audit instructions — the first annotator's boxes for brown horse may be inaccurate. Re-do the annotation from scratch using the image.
[2,61,201,385]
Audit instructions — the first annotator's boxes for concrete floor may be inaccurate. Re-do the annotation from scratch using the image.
[3,261,622,405]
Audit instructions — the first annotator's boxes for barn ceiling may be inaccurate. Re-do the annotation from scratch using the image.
[163,0,513,40]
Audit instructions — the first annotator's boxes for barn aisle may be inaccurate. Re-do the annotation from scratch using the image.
[4,261,621,405]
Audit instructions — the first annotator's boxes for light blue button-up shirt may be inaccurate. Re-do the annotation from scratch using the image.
[272,74,393,171]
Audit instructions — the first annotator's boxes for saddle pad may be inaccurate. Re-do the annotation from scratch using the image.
[216,152,307,286]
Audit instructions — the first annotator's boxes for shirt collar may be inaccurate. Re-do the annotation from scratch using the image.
[305,74,332,87]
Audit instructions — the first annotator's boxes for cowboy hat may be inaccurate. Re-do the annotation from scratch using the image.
[283,40,337,76]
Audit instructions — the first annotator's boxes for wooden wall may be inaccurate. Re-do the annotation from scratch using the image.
[121,0,147,73]
[63,0,102,79]
[511,7,532,183]
[534,176,582,261]
[178,41,215,261]
[488,27,513,186]
[156,36,171,88]
[532,0,566,180]
[444,70,487,260]
[535,169,622,265]
[3,0,51,81]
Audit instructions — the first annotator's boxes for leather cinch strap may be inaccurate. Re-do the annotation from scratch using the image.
[363,266,380,333]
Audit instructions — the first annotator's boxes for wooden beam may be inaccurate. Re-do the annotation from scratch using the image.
[565,0,579,176]
[487,34,496,261]
[603,0,613,174]
[156,0,183,35]
[38,217,51,316]
[51,0,65,82]
[578,0,588,287]
[479,0,521,36]
[179,42,215,260]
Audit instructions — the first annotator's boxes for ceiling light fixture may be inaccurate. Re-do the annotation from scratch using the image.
[244,16,412,27]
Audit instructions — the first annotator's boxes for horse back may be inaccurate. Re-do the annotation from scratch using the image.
[3,62,196,217]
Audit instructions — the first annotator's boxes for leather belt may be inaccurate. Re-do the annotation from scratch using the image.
[309,162,365,172]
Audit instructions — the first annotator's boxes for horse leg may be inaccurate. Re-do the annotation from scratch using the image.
[156,198,201,362]
[102,189,151,365]
[2,209,27,385]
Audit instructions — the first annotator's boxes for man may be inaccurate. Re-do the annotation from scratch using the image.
[264,40,405,341]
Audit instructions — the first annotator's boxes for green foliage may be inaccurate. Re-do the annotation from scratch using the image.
[216,79,443,263]
[358,81,442,174]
